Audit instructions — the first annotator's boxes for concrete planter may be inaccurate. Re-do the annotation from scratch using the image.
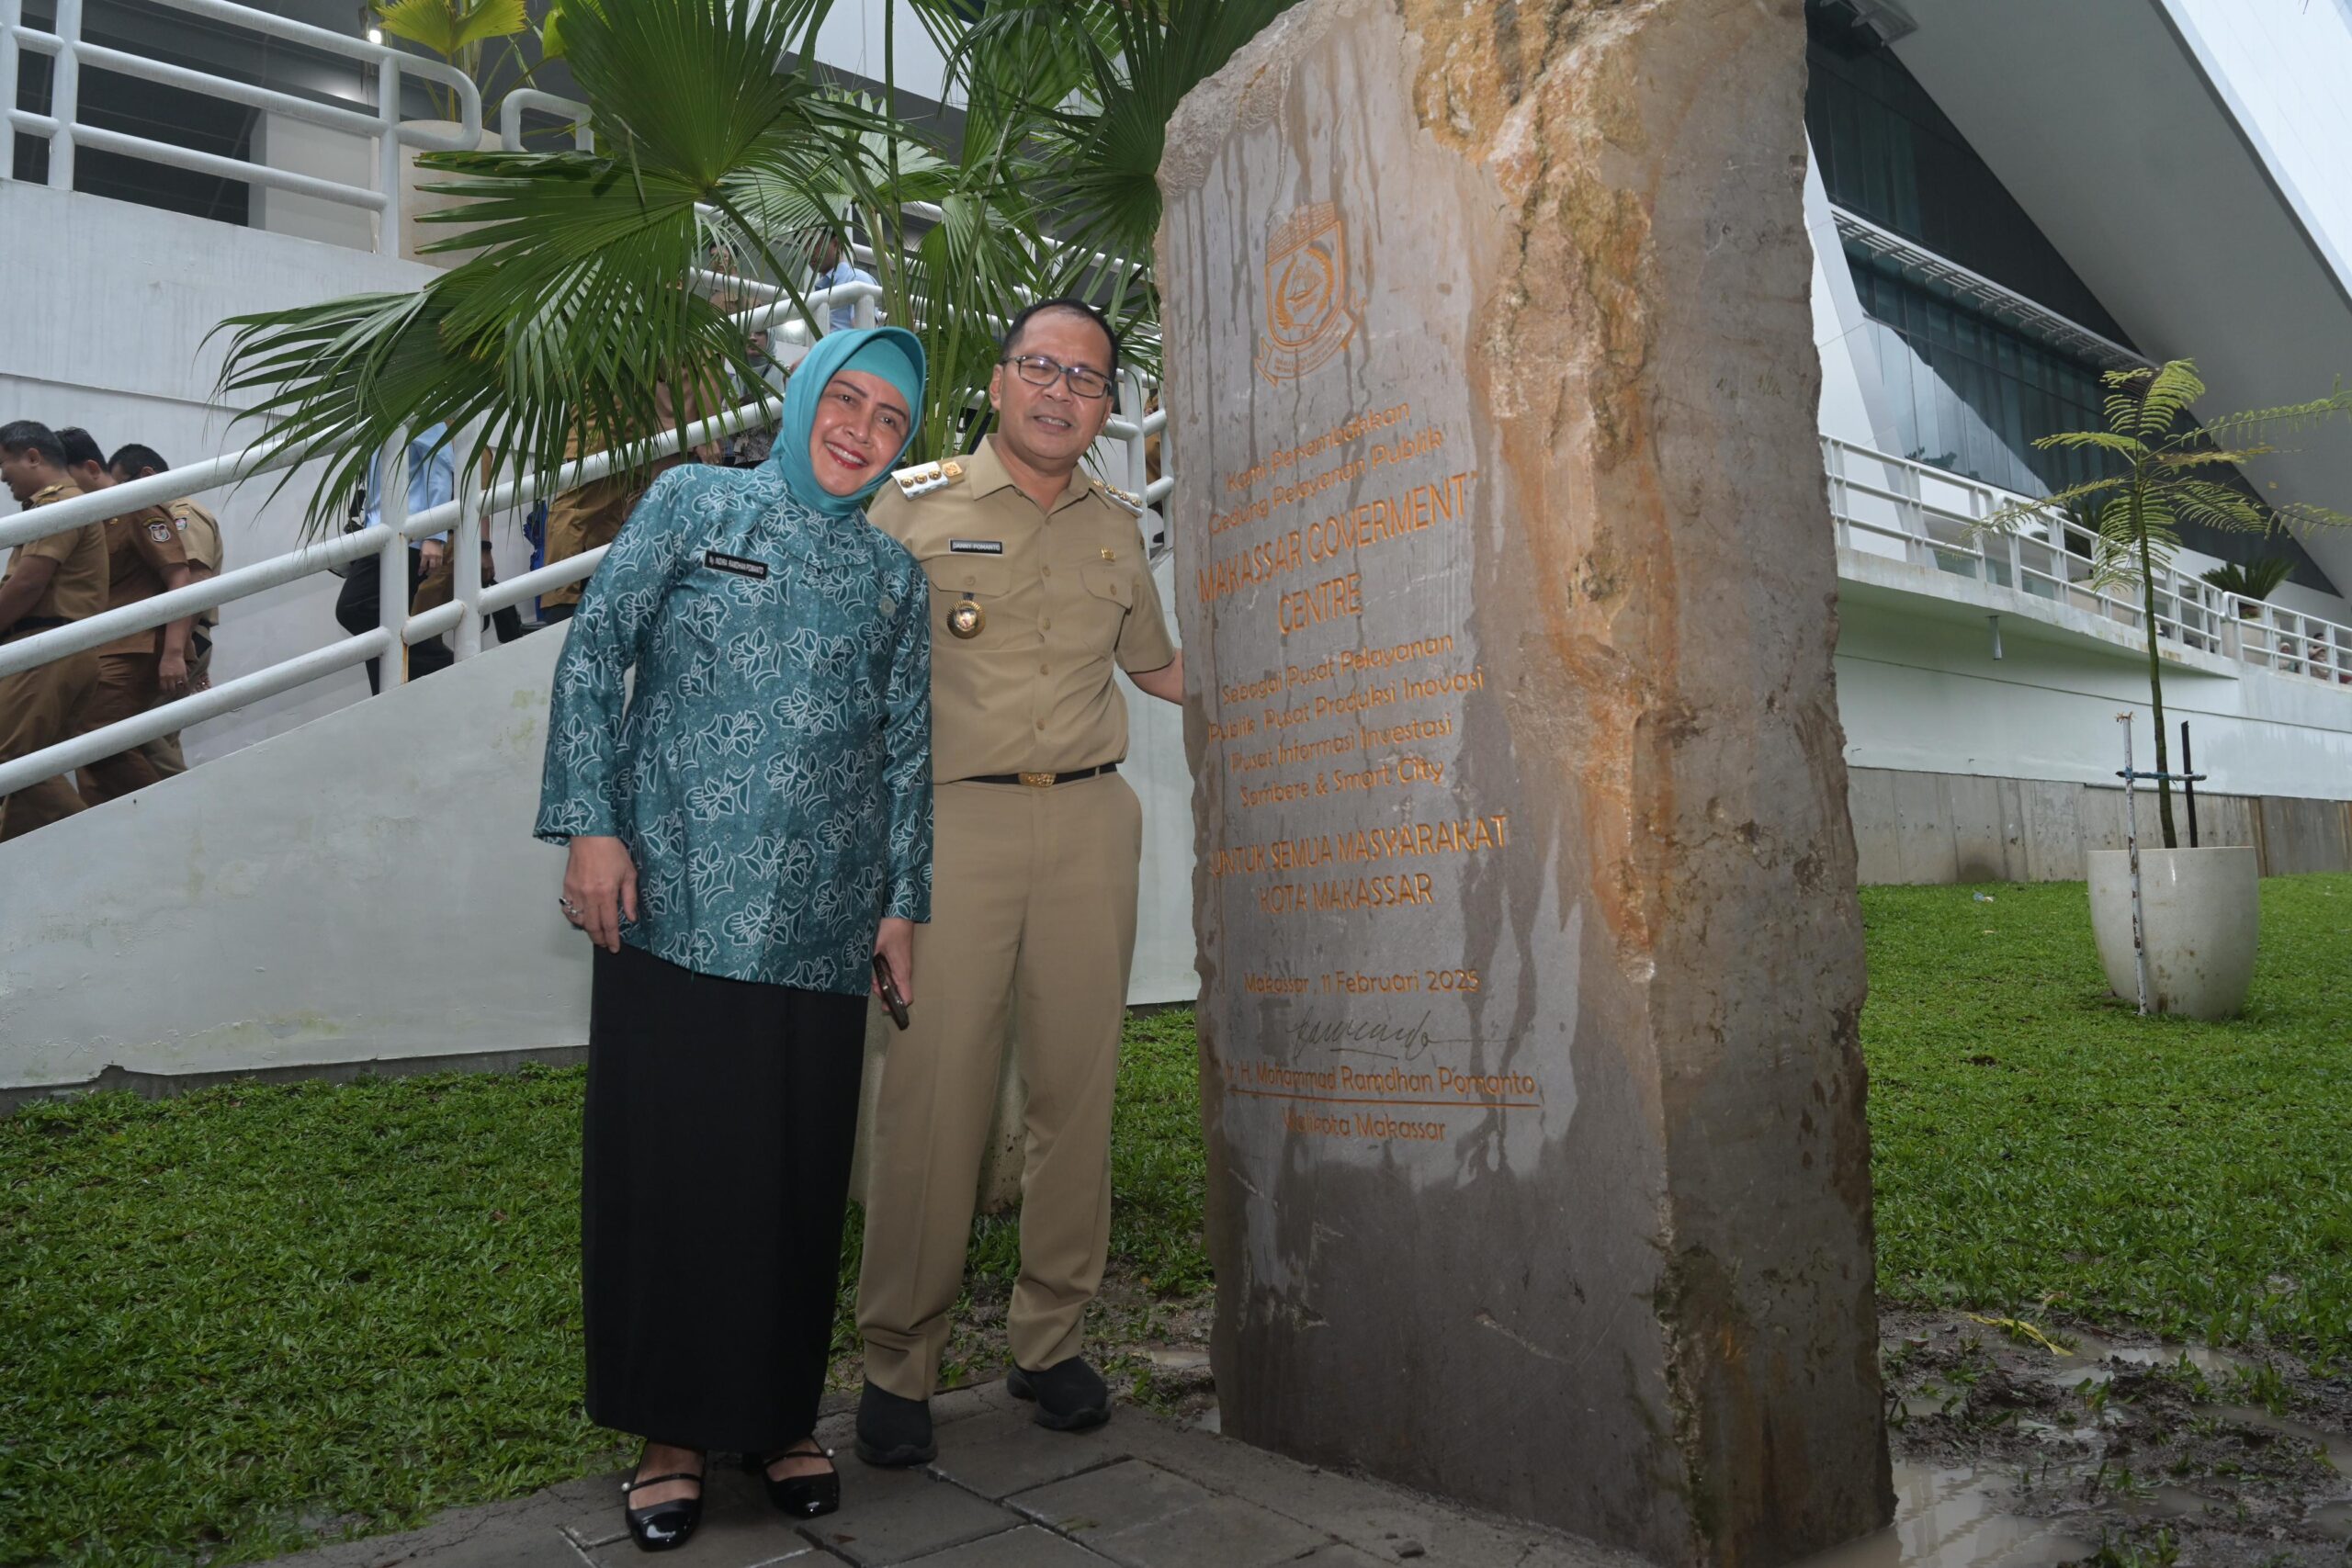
[2086,846,2259,1019]
[397,120,498,267]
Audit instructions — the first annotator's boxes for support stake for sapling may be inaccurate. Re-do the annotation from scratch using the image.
[2118,713,2150,1017]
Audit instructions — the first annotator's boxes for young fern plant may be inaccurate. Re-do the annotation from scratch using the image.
[1969,359,2352,850]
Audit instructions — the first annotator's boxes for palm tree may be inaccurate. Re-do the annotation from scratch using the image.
[1975,360,2352,849]
[211,0,1299,531]
[2199,556,2294,608]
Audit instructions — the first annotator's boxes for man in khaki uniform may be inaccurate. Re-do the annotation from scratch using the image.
[0,422,109,840]
[65,448,195,804]
[109,445,223,777]
[540,383,718,620]
[855,300,1183,1464]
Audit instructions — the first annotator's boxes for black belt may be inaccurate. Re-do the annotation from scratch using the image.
[2,615,70,643]
[961,761,1118,788]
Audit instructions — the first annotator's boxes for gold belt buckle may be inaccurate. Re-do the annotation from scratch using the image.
[1018,771,1057,788]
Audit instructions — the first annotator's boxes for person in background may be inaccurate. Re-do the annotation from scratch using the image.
[107,444,224,778]
[853,299,1182,1464]
[334,423,458,693]
[54,429,196,806]
[539,382,721,624]
[810,231,878,335]
[57,426,111,495]
[536,326,932,1553]
[0,421,107,839]
[412,511,530,648]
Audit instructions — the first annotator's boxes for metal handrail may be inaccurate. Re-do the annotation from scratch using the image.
[1823,434,2352,682]
[1,0,482,255]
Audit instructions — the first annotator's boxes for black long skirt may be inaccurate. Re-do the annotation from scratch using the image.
[582,939,867,1452]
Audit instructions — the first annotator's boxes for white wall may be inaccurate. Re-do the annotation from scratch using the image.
[808,2,956,107]
[0,612,1200,1093]
[0,180,535,766]
[250,113,379,253]
[1834,587,2352,797]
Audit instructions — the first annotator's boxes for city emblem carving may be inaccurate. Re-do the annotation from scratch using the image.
[1256,201,1358,384]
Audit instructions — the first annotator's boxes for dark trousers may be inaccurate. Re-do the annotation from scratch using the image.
[334,547,527,695]
[582,940,868,1452]
[334,548,448,695]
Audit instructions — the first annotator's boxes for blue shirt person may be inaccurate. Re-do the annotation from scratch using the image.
[536,328,933,996]
[814,235,879,334]
[364,422,456,546]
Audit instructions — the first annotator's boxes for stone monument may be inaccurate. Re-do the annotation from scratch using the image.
[1158,2,1892,1562]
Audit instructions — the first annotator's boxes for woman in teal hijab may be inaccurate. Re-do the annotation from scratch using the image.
[538,326,933,1551]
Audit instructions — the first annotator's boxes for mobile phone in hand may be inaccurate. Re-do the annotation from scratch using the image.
[873,953,910,1031]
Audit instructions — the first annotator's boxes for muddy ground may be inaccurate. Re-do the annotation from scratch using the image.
[1864,1308,2348,1566]
[840,1289,2350,1568]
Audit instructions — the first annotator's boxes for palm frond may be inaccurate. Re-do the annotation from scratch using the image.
[2199,557,2294,603]
[2270,501,2352,533]
[2130,358,2204,440]
[373,0,528,60]
[2187,385,2352,446]
[214,0,874,536]
[2030,429,2149,457]
[2164,479,2270,535]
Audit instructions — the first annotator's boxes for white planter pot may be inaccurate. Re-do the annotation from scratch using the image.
[397,120,498,268]
[2086,847,2259,1020]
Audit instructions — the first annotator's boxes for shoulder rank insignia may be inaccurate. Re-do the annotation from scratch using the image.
[890,458,965,499]
[1099,482,1146,516]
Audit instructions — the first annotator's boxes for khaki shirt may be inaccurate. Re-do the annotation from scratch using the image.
[97,502,192,658]
[165,499,224,631]
[3,480,109,628]
[868,436,1174,782]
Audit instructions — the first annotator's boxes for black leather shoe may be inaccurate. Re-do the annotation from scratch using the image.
[855,1380,936,1467]
[1008,1356,1112,1431]
[620,1448,706,1552]
[742,1438,840,1518]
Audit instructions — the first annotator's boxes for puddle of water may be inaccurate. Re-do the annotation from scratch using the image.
[1795,1461,2093,1568]
[2034,1333,2253,1391]
[2308,1499,2352,1541]
[2205,1404,2352,1477]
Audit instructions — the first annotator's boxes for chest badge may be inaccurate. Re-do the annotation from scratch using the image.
[948,595,986,639]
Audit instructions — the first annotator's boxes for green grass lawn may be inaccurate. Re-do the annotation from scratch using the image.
[2,876,2346,1566]
[1862,874,2351,1363]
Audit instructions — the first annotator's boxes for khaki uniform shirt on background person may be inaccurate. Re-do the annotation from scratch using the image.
[0,480,108,839]
[854,433,1177,1404]
[74,502,192,805]
[138,498,223,778]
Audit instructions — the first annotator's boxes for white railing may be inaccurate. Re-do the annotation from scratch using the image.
[0,0,496,256]
[0,274,1193,800]
[1820,436,2352,686]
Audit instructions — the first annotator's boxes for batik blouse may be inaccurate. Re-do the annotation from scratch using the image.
[535,463,932,993]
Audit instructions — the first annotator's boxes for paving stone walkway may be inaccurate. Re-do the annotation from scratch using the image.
[266,1381,1632,1568]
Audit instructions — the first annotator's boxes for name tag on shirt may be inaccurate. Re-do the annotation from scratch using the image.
[948,539,1003,555]
[705,550,769,580]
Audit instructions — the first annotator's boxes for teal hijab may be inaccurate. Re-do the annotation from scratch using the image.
[769,325,927,517]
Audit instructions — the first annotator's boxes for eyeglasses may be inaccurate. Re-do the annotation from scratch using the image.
[1001,354,1113,400]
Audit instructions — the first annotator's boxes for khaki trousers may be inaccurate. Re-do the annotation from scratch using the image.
[74,652,165,806]
[140,632,209,778]
[856,772,1142,1399]
[0,648,99,840]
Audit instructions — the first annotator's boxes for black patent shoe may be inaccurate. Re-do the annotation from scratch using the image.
[854,1379,936,1466]
[1008,1355,1111,1431]
[742,1438,840,1518]
[621,1447,706,1552]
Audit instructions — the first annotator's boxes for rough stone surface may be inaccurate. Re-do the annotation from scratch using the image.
[1157,2,1890,1562]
